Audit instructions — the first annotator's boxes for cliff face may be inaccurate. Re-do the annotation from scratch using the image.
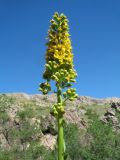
[0,93,120,159]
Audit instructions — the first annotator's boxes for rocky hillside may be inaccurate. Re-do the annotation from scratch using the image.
[0,93,120,160]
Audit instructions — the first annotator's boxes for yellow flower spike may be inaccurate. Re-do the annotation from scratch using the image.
[39,12,78,160]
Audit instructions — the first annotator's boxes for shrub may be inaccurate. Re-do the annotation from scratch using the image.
[80,112,120,160]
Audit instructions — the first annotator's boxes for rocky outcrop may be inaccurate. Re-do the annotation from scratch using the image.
[5,93,120,105]
[111,102,120,112]
[101,102,120,133]
[0,93,120,152]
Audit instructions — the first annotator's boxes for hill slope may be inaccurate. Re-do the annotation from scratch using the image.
[0,93,120,160]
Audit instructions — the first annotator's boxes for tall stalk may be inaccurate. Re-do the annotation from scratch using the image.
[57,84,64,160]
[39,12,78,160]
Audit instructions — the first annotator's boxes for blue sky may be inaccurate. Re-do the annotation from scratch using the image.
[0,0,120,98]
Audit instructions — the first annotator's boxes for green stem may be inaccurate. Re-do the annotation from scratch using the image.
[58,116,64,160]
[57,84,64,160]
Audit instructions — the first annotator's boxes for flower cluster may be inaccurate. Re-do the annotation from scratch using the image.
[40,12,77,85]
[39,82,51,95]
[50,103,65,117]
[39,12,78,117]
[63,88,78,101]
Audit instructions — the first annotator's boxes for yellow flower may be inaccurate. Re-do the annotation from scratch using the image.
[42,12,77,85]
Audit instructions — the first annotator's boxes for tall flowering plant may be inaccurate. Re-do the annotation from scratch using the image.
[39,12,78,160]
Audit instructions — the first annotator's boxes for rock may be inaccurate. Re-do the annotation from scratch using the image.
[100,116,107,123]
[111,102,118,109]
[6,105,21,120]
[0,133,10,150]
[112,116,118,124]
[65,109,87,129]
[105,109,115,116]
[101,102,120,133]
[41,114,57,135]
[40,134,57,150]
[14,118,20,125]
[7,93,31,100]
